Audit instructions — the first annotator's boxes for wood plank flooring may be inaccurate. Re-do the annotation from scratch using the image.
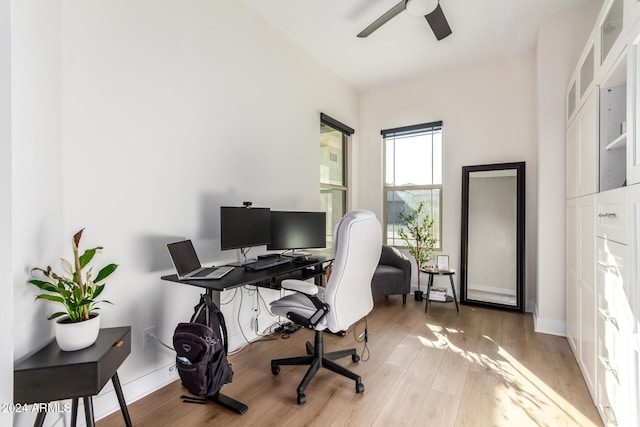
[98,296,602,427]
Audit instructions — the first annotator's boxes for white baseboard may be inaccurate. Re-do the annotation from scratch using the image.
[532,305,567,337]
[88,320,277,425]
[83,362,178,425]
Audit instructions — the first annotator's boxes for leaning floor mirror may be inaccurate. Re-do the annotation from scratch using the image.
[460,162,525,312]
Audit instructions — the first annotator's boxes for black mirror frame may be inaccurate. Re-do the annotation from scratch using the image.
[460,162,525,313]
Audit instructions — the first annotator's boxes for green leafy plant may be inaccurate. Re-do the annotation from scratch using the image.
[399,200,437,292]
[28,229,118,322]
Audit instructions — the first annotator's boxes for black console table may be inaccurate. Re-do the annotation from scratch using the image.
[161,250,333,415]
[14,326,132,427]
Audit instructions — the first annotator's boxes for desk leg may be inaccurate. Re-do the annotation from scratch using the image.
[70,398,79,427]
[449,275,459,312]
[112,372,133,427]
[208,392,249,414]
[33,411,46,427]
[204,289,248,414]
[83,396,95,427]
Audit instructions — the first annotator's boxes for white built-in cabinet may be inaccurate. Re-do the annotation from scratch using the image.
[566,1,640,426]
[580,195,598,395]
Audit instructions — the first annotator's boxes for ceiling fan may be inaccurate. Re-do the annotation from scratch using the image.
[357,0,452,41]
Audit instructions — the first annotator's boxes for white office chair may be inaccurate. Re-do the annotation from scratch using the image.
[270,210,382,404]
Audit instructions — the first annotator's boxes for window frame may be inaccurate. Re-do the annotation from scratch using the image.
[320,113,353,247]
[382,121,443,250]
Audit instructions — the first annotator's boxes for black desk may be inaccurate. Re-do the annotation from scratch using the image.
[161,251,334,415]
[14,327,132,427]
[161,250,334,293]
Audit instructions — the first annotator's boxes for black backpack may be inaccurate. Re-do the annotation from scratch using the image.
[173,294,233,396]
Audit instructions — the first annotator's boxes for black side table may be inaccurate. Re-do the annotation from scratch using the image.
[14,326,132,427]
[421,268,459,313]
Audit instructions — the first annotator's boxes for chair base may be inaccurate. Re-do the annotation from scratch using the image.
[271,329,364,404]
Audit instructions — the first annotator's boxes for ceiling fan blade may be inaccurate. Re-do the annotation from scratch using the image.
[424,3,452,41]
[357,0,407,38]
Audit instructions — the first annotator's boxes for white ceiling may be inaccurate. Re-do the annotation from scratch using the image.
[241,0,602,90]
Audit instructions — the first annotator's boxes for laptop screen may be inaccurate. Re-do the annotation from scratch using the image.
[167,240,202,276]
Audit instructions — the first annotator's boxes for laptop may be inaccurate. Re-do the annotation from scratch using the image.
[167,240,234,280]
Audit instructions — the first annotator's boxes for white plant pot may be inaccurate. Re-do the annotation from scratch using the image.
[54,313,100,351]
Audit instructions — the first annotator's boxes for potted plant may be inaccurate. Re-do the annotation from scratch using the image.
[28,229,117,351]
[399,200,437,301]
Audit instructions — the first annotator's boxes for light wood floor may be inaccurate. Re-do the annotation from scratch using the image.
[99,296,602,427]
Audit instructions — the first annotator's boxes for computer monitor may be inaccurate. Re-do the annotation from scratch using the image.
[220,206,271,250]
[267,211,326,255]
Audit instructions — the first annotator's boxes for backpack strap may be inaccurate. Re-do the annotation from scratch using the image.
[190,294,208,324]
[202,294,230,355]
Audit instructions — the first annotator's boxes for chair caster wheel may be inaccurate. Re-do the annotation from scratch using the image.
[297,394,307,405]
[352,353,360,363]
[305,342,313,355]
[271,365,280,375]
[355,381,365,393]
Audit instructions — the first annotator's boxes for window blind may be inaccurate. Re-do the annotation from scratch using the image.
[381,121,442,139]
[321,113,354,136]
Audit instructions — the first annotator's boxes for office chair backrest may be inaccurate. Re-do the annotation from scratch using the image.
[323,210,382,333]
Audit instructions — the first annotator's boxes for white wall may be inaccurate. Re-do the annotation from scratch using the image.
[1,0,12,424]
[11,0,359,423]
[11,0,66,425]
[535,3,601,335]
[359,52,539,310]
[11,0,64,361]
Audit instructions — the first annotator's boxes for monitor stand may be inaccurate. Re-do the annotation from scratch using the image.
[227,260,256,267]
[227,247,258,267]
[282,250,311,258]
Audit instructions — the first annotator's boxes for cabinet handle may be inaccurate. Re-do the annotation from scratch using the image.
[601,405,618,426]
[598,356,619,382]
[598,308,619,329]
[598,261,611,270]
[598,212,617,218]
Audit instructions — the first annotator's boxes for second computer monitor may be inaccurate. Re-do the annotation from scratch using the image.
[267,211,326,254]
[220,206,271,250]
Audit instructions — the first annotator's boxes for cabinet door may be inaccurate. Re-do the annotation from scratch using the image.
[628,0,640,35]
[628,42,640,184]
[567,118,579,200]
[596,237,633,427]
[626,182,640,426]
[600,0,625,71]
[567,198,579,353]
[626,183,640,327]
[579,89,600,197]
[597,187,628,245]
[579,195,597,397]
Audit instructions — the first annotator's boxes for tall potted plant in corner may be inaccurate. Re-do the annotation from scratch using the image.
[28,229,117,351]
[399,200,437,301]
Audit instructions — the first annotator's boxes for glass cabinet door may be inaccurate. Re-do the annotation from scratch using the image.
[601,0,624,64]
[569,81,577,119]
[581,45,595,97]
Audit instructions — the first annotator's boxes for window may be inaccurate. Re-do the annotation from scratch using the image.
[320,113,353,247]
[383,121,442,249]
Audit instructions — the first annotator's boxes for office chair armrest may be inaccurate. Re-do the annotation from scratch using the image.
[281,279,319,296]
[280,279,328,328]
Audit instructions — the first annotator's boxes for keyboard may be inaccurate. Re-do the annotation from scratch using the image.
[192,267,218,277]
[244,257,291,271]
